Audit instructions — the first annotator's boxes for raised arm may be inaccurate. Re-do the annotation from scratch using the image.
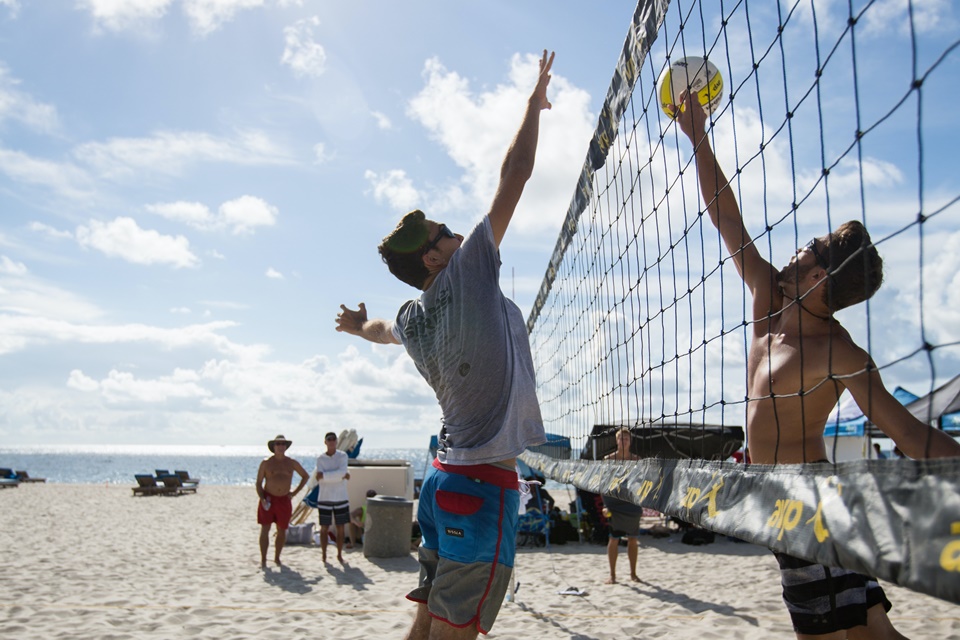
[674,92,779,317]
[840,346,960,459]
[335,302,401,345]
[487,49,554,248]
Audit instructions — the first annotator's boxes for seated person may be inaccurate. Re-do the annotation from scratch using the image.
[349,489,377,545]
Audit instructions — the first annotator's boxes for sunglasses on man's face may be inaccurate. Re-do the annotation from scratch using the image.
[421,224,456,255]
[805,238,829,270]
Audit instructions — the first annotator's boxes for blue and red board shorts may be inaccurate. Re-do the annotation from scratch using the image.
[407,458,520,635]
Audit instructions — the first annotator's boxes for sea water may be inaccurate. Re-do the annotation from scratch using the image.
[0,444,433,485]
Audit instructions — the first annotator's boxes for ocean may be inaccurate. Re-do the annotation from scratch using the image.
[0,444,433,486]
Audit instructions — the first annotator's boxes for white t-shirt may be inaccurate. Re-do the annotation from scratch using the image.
[314,450,349,502]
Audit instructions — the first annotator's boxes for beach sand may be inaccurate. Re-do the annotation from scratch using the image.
[2,484,958,639]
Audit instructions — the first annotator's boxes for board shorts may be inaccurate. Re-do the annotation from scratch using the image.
[257,493,292,529]
[407,458,519,635]
[603,495,643,538]
[317,500,350,526]
[774,551,892,635]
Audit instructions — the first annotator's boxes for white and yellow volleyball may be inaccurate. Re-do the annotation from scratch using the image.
[658,55,724,118]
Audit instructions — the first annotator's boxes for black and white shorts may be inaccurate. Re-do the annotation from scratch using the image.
[774,552,891,635]
[317,500,350,526]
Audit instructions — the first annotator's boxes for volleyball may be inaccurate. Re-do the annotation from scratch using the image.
[658,56,724,118]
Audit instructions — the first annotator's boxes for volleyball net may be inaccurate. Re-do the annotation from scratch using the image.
[519,0,960,603]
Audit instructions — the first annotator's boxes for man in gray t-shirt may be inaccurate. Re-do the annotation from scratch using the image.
[335,50,554,640]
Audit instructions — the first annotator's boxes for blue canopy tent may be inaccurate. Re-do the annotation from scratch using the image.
[824,387,919,460]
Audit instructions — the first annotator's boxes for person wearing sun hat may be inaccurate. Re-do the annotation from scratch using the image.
[256,434,309,569]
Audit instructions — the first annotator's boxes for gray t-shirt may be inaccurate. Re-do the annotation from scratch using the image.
[393,217,545,465]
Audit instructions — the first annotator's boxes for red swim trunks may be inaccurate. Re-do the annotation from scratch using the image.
[257,494,293,529]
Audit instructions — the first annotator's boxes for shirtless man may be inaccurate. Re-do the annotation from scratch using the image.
[603,427,642,584]
[256,434,309,568]
[675,91,960,639]
[336,50,553,640]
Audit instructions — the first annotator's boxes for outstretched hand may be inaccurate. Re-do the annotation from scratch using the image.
[530,50,554,111]
[335,303,367,336]
[673,91,709,146]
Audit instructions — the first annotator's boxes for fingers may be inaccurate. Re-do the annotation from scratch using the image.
[540,49,555,73]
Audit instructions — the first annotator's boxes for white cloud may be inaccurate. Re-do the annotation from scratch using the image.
[0,64,59,133]
[861,0,956,36]
[281,16,326,78]
[147,195,277,234]
[170,307,191,314]
[67,369,100,392]
[0,148,93,200]
[313,142,332,164]
[0,276,103,323]
[29,222,74,240]
[78,0,174,32]
[265,267,283,279]
[371,111,392,130]
[0,255,27,275]
[99,368,211,403]
[219,195,278,234]
[182,0,265,37]
[403,53,594,234]
[364,168,420,211]
[75,217,199,268]
[145,200,216,229]
[73,130,294,181]
[0,314,248,356]
[0,1,19,17]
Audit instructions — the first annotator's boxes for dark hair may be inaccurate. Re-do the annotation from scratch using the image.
[823,220,884,311]
[377,210,431,289]
[324,432,337,440]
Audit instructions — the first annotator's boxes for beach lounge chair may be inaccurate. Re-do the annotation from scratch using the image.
[174,470,200,488]
[15,470,46,483]
[155,469,170,478]
[132,474,174,496]
[159,474,195,494]
[0,468,19,489]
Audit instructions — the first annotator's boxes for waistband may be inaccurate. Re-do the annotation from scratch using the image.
[432,457,519,490]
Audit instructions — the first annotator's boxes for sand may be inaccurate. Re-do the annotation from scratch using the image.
[2,483,959,639]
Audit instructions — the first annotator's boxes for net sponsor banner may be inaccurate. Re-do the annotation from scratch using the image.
[521,451,960,604]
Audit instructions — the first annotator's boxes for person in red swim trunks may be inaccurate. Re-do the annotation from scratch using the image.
[256,434,309,568]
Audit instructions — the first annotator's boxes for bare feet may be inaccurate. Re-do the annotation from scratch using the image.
[337,553,344,564]
[274,557,282,566]
[322,550,328,563]
[605,576,616,584]
[260,560,267,569]
[630,574,640,582]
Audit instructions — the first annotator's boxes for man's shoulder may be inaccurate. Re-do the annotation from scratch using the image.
[822,322,872,374]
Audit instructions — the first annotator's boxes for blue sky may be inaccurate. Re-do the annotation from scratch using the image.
[1,0,957,450]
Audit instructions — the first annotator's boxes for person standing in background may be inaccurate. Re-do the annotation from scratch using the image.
[315,431,351,563]
[256,435,309,569]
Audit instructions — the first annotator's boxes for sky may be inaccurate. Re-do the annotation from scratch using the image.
[0,0,957,451]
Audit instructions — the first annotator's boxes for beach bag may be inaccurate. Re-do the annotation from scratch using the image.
[681,527,715,546]
[286,522,314,545]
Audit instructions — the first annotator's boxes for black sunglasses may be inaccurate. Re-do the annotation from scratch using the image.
[421,224,456,254]
[805,238,829,270]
